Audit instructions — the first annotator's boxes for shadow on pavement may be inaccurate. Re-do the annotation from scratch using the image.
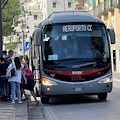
[46,95,110,106]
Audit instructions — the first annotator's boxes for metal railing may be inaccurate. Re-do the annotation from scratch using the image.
[98,2,103,15]
[111,0,118,7]
[104,0,110,11]
[88,9,94,16]
[93,7,98,16]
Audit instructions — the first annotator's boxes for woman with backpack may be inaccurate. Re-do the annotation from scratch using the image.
[7,57,24,104]
[21,64,39,106]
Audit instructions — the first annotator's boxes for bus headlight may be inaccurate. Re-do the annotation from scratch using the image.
[98,76,112,83]
[42,78,59,86]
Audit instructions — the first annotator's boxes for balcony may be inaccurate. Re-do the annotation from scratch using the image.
[93,7,98,17]
[104,0,110,12]
[98,2,104,15]
[88,9,93,16]
[111,0,120,7]
[94,0,120,17]
[75,3,84,10]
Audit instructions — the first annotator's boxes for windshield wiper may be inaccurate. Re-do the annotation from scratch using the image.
[94,59,109,67]
[50,58,80,70]
[72,62,96,68]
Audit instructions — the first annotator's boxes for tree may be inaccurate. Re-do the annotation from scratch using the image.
[2,0,9,9]
[5,42,18,50]
[2,0,20,36]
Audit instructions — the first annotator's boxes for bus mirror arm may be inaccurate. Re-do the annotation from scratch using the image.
[107,28,115,44]
[35,28,42,46]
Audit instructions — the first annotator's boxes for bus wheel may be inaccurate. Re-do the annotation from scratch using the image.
[98,93,107,100]
[41,96,49,104]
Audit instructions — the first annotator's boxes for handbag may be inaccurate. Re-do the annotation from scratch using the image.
[11,64,15,77]
[6,63,17,79]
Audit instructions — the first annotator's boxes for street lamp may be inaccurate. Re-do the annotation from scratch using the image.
[11,11,25,55]
[11,16,19,28]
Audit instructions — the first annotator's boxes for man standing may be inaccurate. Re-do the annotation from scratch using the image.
[0,57,9,102]
[3,50,7,59]
[4,50,14,100]
[4,50,14,65]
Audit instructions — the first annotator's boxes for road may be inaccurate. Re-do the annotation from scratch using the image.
[43,79,120,120]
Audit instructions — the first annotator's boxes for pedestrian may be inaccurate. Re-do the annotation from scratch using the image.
[21,64,39,106]
[0,57,9,102]
[7,57,24,104]
[4,50,14,65]
[19,55,25,64]
[19,55,25,100]
[3,50,7,59]
[4,50,14,100]
[24,55,29,67]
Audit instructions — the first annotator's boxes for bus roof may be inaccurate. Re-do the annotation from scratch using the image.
[40,11,104,26]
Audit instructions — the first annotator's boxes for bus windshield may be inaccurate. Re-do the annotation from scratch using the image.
[42,23,109,61]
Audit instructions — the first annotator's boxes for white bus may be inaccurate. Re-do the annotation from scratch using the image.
[30,11,115,104]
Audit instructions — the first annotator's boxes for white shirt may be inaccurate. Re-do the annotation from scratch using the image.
[8,63,24,83]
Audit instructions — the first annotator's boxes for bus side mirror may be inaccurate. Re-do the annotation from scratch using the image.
[107,28,115,44]
[35,28,41,46]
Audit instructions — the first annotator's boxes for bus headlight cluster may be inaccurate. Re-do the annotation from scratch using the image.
[42,78,59,86]
[98,76,112,83]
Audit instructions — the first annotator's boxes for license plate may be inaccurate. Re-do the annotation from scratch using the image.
[73,88,84,92]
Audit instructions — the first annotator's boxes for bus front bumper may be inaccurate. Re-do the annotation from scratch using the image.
[41,76,112,96]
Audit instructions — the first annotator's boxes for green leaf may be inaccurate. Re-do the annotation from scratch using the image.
[2,0,21,36]
[5,42,18,50]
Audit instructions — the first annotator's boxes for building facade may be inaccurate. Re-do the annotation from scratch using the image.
[92,0,120,73]
[37,0,75,20]
[24,0,43,37]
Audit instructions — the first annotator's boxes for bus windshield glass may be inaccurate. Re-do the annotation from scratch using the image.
[42,23,109,61]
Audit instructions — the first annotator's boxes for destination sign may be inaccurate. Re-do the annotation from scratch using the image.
[63,25,92,32]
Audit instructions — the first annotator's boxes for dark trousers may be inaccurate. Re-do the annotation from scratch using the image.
[0,76,9,97]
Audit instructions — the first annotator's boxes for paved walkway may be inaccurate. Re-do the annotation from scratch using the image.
[0,101,28,120]
[113,72,120,80]
[0,102,14,120]
[28,96,46,120]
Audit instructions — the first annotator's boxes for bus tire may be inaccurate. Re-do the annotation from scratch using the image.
[98,93,107,100]
[41,96,49,104]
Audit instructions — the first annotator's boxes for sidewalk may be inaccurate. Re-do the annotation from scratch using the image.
[28,96,46,120]
[0,100,28,120]
[113,72,120,80]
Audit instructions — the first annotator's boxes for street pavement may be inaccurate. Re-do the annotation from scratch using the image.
[1,72,120,120]
[43,74,120,120]
[28,97,46,120]
[0,101,28,120]
[0,102,14,120]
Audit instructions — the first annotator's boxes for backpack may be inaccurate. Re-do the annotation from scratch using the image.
[4,57,12,65]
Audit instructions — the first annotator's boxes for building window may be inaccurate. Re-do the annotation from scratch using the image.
[112,19,115,28]
[41,3,43,9]
[34,15,37,20]
[93,0,96,10]
[38,5,40,9]
[34,25,37,30]
[45,14,46,19]
[53,2,56,8]
[68,2,71,7]
[44,3,46,8]
[98,0,100,4]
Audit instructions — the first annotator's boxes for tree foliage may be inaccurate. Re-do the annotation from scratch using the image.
[2,0,9,9]
[2,0,20,36]
[5,42,18,50]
